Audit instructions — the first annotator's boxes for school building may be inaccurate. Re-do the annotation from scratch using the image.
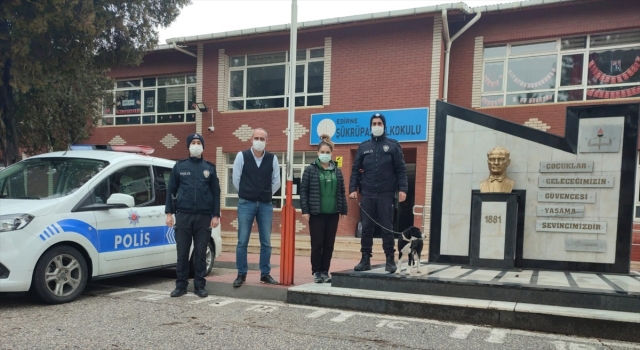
[86,0,640,262]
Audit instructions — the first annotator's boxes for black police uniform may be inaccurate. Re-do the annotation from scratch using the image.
[165,134,220,292]
[349,115,408,258]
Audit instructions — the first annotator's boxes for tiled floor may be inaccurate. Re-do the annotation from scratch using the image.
[363,263,640,295]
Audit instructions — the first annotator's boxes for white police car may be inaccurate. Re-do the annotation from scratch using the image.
[0,145,222,304]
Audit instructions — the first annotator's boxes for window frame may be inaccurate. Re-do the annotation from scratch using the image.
[227,48,325,111]
[102,73,197,126]
[481,31,640,107]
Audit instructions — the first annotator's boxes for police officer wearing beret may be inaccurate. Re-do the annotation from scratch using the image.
[165,133,220,298]
[349,113,408,273]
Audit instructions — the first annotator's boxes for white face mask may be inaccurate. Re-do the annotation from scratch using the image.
[252,140,266,152]
[189,145,203,157]
[318,154,332,164]
[372,126,384,137]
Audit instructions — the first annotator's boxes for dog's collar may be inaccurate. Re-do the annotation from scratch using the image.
[402,236,420,242]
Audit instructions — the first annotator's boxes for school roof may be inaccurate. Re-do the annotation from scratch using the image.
[163,0,581,46]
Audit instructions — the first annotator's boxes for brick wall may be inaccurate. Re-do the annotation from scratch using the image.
[200,17,435,237]
[448,0,640,135]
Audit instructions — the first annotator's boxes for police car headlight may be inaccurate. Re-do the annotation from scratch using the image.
[0,214,35,232]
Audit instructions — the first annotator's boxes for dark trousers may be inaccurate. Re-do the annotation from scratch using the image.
[309,213,339,273]
[175,212,210,290]
[360,193,395,255]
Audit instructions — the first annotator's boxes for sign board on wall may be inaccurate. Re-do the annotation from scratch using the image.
[309,108,429,145]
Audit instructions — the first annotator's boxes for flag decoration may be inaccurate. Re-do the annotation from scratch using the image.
[508,68,556,89]
[588,56,640,84]
[587,86,640,99]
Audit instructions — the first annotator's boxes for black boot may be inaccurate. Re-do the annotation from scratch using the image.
[385,253,397,274]
[354,253,371,271]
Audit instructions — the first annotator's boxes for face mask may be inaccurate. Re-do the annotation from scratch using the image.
[252,140,266,152]
[318,154,332,164]
[372,126,384,137]
[189,145,203,157]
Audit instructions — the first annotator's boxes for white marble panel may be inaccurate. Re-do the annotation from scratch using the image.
[499,270,534,284]
[579,116,624,127]
[601,152,622,173]
[522,216,546,260]
[447,214,470,256]
[451,132,475,174]
[471,172,485,190]
[598,173,620,218]
[509,172,529,191]
[472,130,505,175]
[504,134,530,173]
[571,273,614,291]
[527,142,553,175]
[575,151,603,172]
[541,231,569,261]
[567,233,598,263]
[439,214,450,254]
[441,173,452,215]
[449,173,472,215]
[536,271,570,287]
[552,148,578,162]
[428,266,472,279]
[461,269,502,281]
[603,275,640,293]
[479,237,506,260]
[596,218,618,264]
[444,132,454,174]
[411,264,450,276]
[446,115,455,131]
[479,202,507,260]
[454,118,477,132]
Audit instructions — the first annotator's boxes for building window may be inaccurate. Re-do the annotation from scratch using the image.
[481,30,640,107]
[228,48,325,111]
[224,151,318,209]
[102,74,197,126]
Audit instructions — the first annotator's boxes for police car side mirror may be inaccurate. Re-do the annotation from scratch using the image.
[106,193,135,208]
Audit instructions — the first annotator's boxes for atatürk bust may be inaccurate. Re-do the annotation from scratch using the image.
[480,147,515,193]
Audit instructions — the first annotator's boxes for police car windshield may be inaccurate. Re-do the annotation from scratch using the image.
[0,157,108,199]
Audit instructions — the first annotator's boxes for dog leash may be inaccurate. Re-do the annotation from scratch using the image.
[355,200,406,236]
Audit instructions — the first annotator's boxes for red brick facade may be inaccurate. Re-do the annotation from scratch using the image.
[88,1,640,252]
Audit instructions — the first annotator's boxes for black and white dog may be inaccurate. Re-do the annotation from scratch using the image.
[396,226,425,275]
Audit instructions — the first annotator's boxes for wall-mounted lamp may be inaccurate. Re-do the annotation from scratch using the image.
[195,102,214,132]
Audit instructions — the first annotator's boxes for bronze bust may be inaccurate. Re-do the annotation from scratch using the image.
[480,147,515,193]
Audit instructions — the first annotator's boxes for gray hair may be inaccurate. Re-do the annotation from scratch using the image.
[252,128,268,139]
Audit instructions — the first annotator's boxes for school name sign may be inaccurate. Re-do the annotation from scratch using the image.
[310,108,429,145]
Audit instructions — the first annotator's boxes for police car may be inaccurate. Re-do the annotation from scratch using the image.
[0,145,222,304]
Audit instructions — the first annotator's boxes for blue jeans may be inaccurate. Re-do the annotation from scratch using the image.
[236,198,273,276]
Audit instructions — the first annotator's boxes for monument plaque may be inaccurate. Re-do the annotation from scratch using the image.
[539,161,594,173]
[538,176,614,188]
[537,205,585,218]
[537,191,596,203]
[536,220,607,234]
[578,125,622,153]
[565,239,607,253]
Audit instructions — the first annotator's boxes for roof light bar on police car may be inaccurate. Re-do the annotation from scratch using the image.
[69,144,155,155]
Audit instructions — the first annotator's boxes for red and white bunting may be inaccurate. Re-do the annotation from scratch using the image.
[588,56,640,84]
[587,86,640,99]
[481,97,504,106]
[508,68,557,89]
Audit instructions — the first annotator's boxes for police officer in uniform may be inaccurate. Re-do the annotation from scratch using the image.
[349,113,408,273]
[165,133,220,298]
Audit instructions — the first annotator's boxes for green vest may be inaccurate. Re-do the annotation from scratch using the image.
[316,159,338,214]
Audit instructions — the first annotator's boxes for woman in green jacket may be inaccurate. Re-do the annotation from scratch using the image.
[300,134,348,283]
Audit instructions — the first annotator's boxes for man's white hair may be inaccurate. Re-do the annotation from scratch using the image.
[252,128,268,139]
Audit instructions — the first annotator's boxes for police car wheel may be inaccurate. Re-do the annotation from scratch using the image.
[32,246,88,304]
[189,241,215,277]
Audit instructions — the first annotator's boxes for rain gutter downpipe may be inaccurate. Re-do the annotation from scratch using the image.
[442,9,481,102]
[172,43,197,58]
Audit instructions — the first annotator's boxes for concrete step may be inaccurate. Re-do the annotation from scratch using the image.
[287,283,640,343]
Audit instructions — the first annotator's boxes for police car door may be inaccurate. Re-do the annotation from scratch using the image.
[92,164,166,275]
